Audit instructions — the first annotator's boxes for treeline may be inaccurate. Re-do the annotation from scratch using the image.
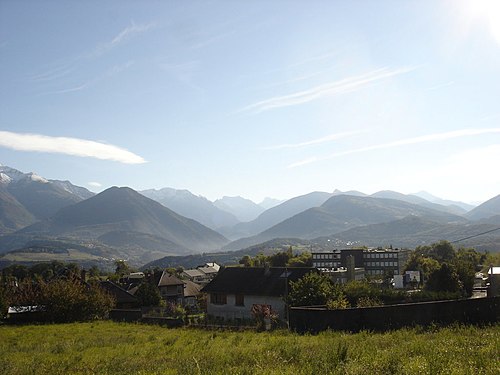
[0,261,115,322]
[238,246,312,267]
[404,240,485,296]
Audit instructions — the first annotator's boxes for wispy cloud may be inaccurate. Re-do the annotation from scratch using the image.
[288,128,500,168]
[425,81,455,91]
[0,130,146,164]
[91,21,156,58]
[40,61,134,95]
[264,130,362,150]
[238,66,416,114]
[88,182,102,188]
[28,64,76,82]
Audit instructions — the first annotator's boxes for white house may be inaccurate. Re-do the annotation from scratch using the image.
[201,266,315,322]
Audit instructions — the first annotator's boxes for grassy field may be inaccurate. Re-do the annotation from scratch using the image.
[0,322,498,374]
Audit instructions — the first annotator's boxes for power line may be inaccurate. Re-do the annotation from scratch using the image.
[451,227,500,244]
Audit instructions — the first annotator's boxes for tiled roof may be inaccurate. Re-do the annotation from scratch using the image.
[184,280,202,298]
[183,269,205,278]
[158,271,185,287]
[100,281,138,304]
[201,267,316,297]
[198,266,218,275]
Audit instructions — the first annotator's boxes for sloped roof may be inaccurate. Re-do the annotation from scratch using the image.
[158,271,185,287]
[205,262,220,271]
[184,280,202,298]
[201,267,316,297]
[100,281,138,304]
[183,269,205,278]
[198,266,218,275]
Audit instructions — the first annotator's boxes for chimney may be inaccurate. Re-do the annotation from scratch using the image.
[264,263,271,276]
[346,255,355,281]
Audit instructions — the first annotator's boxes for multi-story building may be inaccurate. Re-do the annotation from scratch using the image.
[362,249,410,276]
[311,249,342,269]
[312,248,411,277]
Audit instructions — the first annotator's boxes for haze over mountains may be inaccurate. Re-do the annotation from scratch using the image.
[1,164,500,268]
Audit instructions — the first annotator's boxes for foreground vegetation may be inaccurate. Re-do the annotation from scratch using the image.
[0,321,498,374]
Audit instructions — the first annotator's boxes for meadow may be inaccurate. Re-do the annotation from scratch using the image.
[0,322,498,374]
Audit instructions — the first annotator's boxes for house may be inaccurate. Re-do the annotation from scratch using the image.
[182,262,221,285]
[181,269,206,284]
[197,265,219,280]
[201,266,315,322]
[183,280,202,307]
[157,271,185,304]
[99,280,139,309]
[204,262,220,272]
[487,266,500,297]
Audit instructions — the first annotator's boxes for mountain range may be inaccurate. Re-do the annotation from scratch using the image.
[1,163,500,268]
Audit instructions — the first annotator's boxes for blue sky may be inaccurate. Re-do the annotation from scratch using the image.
[1,0,500,204]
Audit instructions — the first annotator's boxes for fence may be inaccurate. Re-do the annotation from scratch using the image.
[289,296,500,333]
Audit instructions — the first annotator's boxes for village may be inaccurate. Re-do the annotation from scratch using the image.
[1,241,498,332]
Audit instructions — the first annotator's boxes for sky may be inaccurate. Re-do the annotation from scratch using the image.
[1,0,500,205]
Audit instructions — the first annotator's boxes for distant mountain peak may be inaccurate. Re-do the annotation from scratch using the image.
[214,196,264,222]
[140,186,239,230]
[332,189,367,197]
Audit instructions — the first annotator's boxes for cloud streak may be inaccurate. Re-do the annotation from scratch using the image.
[238,66,416,114]
[0,131,146,164]
[90,21,156,58]
[39,61,134,95]
[288,128,500,168]
[265,130,362,150]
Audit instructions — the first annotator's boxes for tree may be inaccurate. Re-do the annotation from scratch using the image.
[269,251,290,267]
[287,252,312,267]
[135,282,162,307]
[39,279,115,322]
[416,240,455,263]
[342,280,381,306]
[239,255,253,267]
[287,272,334,307]
[88,265,101,279]
[0,283,8,319]
[425,263,461,293]
[2,264,29,281]
[454,248,482,296]
[115,260,131,277]
[405,252,440,283]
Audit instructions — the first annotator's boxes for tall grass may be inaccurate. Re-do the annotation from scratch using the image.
[0,322,498,374]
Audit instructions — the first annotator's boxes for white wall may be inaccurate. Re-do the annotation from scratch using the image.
[207,294,285,321]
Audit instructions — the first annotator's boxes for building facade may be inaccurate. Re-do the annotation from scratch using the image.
[201,267,315,322]
[312,248,411,277]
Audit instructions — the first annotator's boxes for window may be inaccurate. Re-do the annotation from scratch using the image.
[235,294,244,306]
[211,293,227,305]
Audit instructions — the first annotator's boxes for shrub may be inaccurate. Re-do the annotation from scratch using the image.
[326,294,350,310]
[40,279,115,322]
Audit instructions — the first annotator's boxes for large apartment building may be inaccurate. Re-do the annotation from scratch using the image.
[312,248,411,277]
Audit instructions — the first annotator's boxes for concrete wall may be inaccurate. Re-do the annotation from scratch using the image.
[290,297,500,333]
[207,294,285,321]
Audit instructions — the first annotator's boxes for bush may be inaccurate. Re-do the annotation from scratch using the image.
[326,294,350,310]
[288,272,334,306]
[6,278,115,323]
[40,279,115,322]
